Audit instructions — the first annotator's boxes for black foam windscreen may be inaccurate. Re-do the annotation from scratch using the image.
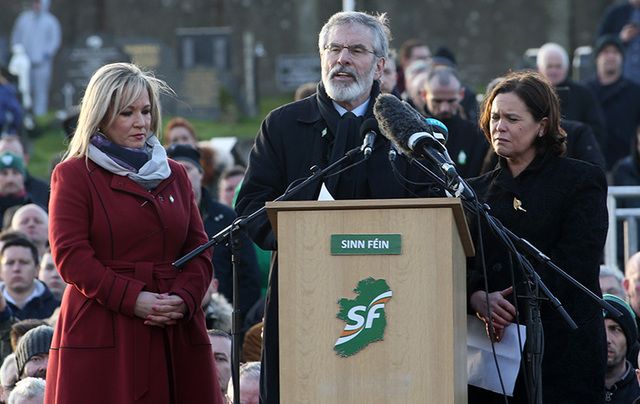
[373,94,431,157]
[359,118,379,137]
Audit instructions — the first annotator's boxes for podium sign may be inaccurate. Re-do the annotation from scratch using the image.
[267,198,474,403]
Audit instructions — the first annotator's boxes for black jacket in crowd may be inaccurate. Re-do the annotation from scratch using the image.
[555,78,606,146]
[587,76,640,170]
[3,280,59,320]
[467,153,608,403]
[438,114,488,179]
[598,2,635,39]
[605,361,640,403]
[562,118,607,169]
[199,187,261,320]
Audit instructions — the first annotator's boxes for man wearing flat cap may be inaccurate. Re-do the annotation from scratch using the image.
[603,294,640,402]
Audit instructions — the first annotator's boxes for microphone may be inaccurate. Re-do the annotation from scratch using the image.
[425,117,449,145]
[373,94,476,200]
[388,142,399,162]
[359,118,378,159]
[373,94,457,178]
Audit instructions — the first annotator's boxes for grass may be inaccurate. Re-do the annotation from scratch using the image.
[27,94,292,179]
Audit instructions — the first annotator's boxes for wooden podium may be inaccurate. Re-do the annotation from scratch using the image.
[266,198,475,403]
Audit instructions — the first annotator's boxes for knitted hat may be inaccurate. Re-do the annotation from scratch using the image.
[166,144,202,172]
[0,152,25,176]
[594,34,624,59]
[603,294,638,345]
[15,325,53,377]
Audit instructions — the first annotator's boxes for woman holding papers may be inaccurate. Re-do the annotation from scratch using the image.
[467,71,608,403]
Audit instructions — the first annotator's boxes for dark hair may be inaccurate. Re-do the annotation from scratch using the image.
[10,319,47,352]
[1,237,39,267]
[294,82,317,101]
[399,39,428,65]
[479,70,566,156]
[0,229,27,244]
[221,165,246,181]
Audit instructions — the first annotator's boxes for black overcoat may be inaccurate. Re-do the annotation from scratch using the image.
[467,154,608,403]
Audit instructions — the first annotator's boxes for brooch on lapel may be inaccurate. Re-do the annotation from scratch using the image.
[169,195,175,203]
[321,128,328,138]
[513,197,527,212]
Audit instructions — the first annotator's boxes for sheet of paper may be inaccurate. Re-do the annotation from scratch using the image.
[317,182,335,201]
[467,315,526,396]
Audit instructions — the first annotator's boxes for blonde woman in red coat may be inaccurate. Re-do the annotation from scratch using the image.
[44,63,224,404]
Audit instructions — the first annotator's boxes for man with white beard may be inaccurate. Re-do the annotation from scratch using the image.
[237,10,435,404]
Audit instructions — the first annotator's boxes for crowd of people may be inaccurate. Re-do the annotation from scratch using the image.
[0,1,638,403]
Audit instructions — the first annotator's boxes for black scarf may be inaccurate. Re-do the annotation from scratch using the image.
[316,80,380,198]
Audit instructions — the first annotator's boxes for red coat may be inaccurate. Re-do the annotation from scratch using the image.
[45,158,224,404]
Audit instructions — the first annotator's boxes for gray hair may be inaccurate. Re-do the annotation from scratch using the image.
[239,361,261,381]
[7,377,45,404]
[0,354,16,389]
[425,65,462,90]
[226,361,261,402]
[600,265,624,282]
[207,329,231,340]
[404,60,431,84]
[536,42,569,71]
[318,11,391,59]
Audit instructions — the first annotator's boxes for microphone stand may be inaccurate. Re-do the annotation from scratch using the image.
[403,156,620,404]
[228,216,242,404]
[173,144,365,404]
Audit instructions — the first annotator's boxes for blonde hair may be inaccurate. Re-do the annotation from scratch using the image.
[64,62,172,160]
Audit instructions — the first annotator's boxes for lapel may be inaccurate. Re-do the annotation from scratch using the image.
[107,166,176,201]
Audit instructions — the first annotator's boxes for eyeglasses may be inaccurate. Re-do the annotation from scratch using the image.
[324,43,377,58]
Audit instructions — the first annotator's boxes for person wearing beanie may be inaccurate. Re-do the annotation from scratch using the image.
[14,324,52,380]
[597,0,640,84]
[588,34,640,170]
[595,34,626,62]
[0,151,32,223]
[166,144,261,324]
[0,134,51,213]
[603,294,640,403]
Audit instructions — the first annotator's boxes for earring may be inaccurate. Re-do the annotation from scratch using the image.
[538,130,544,137]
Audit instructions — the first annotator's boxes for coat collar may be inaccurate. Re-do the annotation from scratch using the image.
[493,153,553,194]
[87,159,177,198]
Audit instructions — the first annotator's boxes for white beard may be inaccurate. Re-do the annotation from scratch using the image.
[322,62,376,104]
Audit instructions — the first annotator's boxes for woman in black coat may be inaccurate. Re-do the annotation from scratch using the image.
[467,71,608,403]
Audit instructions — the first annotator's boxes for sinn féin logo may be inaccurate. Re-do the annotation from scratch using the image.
[334,277,392,357]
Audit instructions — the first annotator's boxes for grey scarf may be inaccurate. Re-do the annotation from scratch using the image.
[87,135,171,190]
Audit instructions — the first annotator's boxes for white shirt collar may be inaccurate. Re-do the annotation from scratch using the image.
[2,280,45,307]
[332,98,370,117]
